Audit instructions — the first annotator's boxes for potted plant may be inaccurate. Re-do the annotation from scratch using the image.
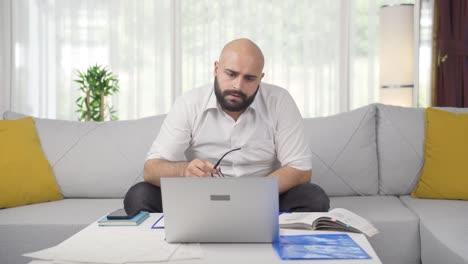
[74,65,120,121]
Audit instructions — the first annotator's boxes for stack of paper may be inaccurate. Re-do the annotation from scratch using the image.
[24,216,203,263]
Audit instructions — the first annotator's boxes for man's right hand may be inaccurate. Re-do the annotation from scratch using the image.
[183,159,219,177]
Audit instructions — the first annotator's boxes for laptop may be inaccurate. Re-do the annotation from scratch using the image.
[160,177,279,243]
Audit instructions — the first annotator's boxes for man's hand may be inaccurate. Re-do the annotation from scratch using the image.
[184,159,219,177]
[144,158,221,186]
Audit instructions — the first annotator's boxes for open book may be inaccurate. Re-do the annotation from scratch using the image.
[279,208,379,237]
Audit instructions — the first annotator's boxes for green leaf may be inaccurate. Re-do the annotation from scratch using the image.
[73,64,120,122]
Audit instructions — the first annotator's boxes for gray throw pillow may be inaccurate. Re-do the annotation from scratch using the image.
[377,104,468,195]
[303,104,378,196]
[3,111,166,198]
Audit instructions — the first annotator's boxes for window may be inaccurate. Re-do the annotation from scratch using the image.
[6,0,414,120]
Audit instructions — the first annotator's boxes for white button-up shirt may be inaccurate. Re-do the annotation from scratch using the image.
[147,82,312,177]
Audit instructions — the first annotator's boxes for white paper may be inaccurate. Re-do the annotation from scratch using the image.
[170,243,204,261]
[29,244,203,264]
[24,214,203,264]
[25,227,173,263]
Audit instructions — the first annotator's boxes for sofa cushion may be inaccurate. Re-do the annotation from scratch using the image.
[376,104,425,195]
[377,104,468,195]
[3,111,166,198]
[400,196,468,264]
[303,104,378,196]
[0,117,63,208]
[331,196,420,264]
[412,108,468,199]
[0,199,123,264]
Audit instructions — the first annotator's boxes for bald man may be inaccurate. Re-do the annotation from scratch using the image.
[124,39,330,213]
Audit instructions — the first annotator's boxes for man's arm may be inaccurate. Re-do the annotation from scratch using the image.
[270,166,311,193]
[269,87,313,194]
[144,158,219,187]
[143,159,187,186]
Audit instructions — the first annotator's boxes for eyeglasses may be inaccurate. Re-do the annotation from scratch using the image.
[211,148,241,177]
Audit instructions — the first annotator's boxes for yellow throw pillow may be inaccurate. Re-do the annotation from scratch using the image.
[0,117,63,208]
[412,108,468,200]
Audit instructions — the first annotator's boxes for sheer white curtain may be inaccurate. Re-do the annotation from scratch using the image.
[0,0,11,118]
[9,0,174,120]
[418,0,434,107]
[180,0,381,117]
[6,0,411,120]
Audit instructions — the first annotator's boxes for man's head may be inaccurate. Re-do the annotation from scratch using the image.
[214,38,265,114]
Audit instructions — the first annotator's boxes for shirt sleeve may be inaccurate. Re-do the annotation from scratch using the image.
[146,97,192,162]
[274,91,312,171]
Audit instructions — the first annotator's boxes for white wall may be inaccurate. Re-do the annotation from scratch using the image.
[0,0,11,119]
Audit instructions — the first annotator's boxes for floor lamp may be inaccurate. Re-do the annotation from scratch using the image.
[379,4,415,107]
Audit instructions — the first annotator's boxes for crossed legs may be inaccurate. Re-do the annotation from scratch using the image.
[124,181,330,213]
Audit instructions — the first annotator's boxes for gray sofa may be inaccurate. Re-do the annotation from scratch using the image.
[1,103,467,264]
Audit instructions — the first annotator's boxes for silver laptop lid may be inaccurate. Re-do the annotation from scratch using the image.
[161,177,279,243]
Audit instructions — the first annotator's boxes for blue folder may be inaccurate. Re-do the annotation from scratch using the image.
[273,234,371,260]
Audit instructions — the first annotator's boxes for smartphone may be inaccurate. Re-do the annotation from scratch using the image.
[106,209,139,220]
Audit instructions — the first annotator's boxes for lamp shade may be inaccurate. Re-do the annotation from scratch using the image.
[379,4,414,107]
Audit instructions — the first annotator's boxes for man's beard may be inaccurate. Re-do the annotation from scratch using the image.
[214,77,259,112]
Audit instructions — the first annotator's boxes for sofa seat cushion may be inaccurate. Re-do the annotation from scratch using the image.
[331,196,420,264]
[0,199,123,264]
[400,196,468,264]
[0,199,123,225]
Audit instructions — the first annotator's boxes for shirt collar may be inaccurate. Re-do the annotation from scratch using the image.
[205,83,261,113]
[206,89,218,110]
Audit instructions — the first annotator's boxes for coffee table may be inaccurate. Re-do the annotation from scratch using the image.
[27,213,382,264]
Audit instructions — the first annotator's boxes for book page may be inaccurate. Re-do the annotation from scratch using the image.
[328,208,379,237]
[279,212,329,229]
[279,209,379,237]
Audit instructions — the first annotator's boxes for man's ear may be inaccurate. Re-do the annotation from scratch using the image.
[214,61,219,77]
[261,72,265,79]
